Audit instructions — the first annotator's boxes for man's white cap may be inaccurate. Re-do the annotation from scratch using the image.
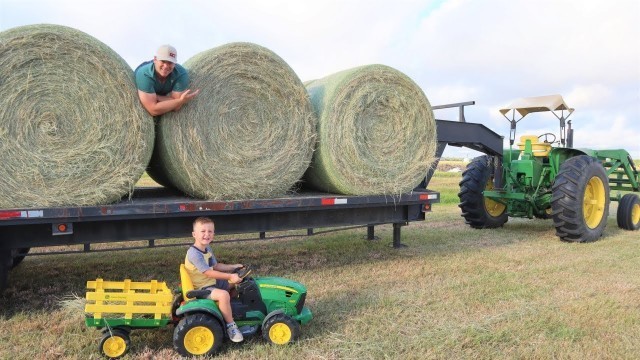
[156,44,177,63]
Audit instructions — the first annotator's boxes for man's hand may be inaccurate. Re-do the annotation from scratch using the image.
[137,88,200,116]
[179,89,200,104]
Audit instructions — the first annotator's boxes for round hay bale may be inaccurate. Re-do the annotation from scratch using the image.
[0,24,154,209]
[304,64,437,195]
[151,42,316,200]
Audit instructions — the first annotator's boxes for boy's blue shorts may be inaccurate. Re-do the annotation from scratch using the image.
[202,279,230,292]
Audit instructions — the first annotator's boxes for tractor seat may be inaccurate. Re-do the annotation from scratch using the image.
[179,264,196,300]
[518,135,551,157]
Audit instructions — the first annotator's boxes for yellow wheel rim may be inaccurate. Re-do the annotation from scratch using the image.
[583,176,606,229]
[269,322,292,345]
[484,179,506,217]
[632,202,640,225]
[103,335,127,358]
[184,326,214,355]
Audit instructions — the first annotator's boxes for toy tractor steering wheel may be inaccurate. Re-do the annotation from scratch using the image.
[233,265,253,283]
[538,132,556,144]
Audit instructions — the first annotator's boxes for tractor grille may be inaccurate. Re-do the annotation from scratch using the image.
[296,292,307,314]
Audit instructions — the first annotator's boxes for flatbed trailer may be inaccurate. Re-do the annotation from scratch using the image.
[0,101,501,292]
[0,187,440,291]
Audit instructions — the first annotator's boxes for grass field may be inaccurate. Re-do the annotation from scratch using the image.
[1,165,639,359]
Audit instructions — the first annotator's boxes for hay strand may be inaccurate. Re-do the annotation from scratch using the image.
[304,64,437,195]
[0,24,154,209]
[149,42,316,200]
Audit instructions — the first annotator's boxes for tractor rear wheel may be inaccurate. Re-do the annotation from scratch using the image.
[617,194,640,230]
[551,155,610,242]
[173,313,224,357]
[458,155,508,228]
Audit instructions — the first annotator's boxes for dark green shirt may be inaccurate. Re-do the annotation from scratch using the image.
[134,61,189,96]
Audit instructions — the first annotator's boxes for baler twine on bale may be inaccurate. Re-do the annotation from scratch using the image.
[150,42,316,200]
[304,64,438,195]
[0,24,154,209]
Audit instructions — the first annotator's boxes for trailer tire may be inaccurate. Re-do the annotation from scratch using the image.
[11,247,30,269]
[551,155,610,242]
[458,155,508,228]
[173,313,224,357]
[0,250,10,292]
[617,194,640,230]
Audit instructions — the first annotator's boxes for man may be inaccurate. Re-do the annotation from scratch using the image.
[134,44,199,116]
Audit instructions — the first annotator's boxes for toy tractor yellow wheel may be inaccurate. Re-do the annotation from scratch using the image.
[617,194,640,231]
[173,313,224,357]
[99,328,130,359]
[552,155,610,242]
[262,314,300,345]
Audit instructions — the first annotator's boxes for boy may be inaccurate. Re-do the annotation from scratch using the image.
[184,217,244,342]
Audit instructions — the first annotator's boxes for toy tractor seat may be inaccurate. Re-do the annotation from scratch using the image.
[179,264,195,300]
[179,264,211,300]
[518,135,551,157]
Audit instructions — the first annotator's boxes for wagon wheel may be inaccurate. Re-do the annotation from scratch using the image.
[99,328,131,359]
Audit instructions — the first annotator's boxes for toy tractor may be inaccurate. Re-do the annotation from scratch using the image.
[458,95,640,242]
[172,264,312,356]
[85,266,312,358]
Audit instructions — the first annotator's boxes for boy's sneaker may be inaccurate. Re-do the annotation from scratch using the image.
[226,323,244,342]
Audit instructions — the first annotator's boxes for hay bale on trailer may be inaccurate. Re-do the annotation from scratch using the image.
[149,42,316,200]
[304,64,437,195]
[0,24,154,209]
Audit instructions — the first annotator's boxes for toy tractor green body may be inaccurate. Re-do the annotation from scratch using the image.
[459,95,640,242]
[172,264,312,357]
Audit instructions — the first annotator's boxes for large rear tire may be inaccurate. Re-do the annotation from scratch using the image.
[617,194,640,230]
[458,155,508,228]
[551,155,610,242]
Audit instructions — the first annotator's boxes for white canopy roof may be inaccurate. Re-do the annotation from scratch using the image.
[499,94,574,118]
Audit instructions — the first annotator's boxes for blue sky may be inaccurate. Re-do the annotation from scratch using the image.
[1,0,639,158]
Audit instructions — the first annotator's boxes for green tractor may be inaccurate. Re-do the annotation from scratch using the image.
[458,95,640,242]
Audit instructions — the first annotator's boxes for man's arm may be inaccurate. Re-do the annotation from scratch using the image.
[137,89,199,116]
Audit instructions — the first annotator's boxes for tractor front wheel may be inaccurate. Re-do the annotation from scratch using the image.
[173,313,224,357]
[617,194,640,230]
[262,314,301,345]
[551,155,610,242]
[458,155,508,228]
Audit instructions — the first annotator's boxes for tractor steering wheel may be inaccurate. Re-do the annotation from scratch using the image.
[538,132,556,144]
[233,265,253,283]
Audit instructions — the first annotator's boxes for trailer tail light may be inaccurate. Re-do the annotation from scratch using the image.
[0,210,44,220]
[423,203,431,212]
[419,193,438,200]
[53,222,73,235]
[321,198,347,205]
